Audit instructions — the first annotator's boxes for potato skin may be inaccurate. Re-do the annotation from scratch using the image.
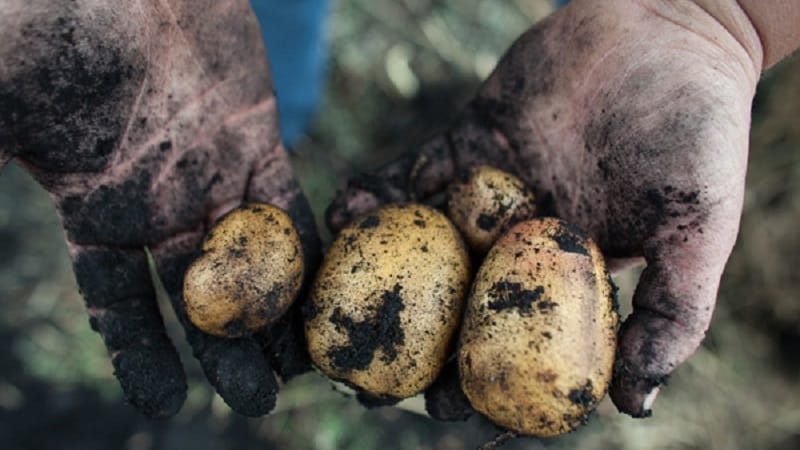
[306,204,471,401]
[459,218,618,436]
[183,203,304,338]
[447,165,536,254]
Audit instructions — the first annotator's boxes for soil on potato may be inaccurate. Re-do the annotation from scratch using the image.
[2,1,800,449]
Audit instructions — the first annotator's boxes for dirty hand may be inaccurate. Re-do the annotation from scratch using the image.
[0,0,319,418]
[328,0,765,417]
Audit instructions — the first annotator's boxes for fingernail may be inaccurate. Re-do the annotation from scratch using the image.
[641,386,660,416]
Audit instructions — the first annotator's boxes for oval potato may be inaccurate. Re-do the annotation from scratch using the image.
[306,204,471,402]
[459,218,618,436]
[183,203,304,338]
[447,165,536,254]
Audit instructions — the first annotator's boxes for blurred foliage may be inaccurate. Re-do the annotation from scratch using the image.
[1,1,799,449]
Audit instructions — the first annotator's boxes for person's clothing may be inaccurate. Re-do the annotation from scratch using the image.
[250,0,329,147]
[249,0,568,146]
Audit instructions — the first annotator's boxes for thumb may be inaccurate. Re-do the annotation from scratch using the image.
[610,212,739,417]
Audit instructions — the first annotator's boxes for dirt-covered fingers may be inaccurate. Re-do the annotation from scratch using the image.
[325,136,451,231]
[150,231,280,417]
[611,219,739,417]
[324,114,520,233]
[67,243,186,418]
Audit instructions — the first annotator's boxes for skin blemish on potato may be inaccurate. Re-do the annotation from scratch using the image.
[327,284,406,372]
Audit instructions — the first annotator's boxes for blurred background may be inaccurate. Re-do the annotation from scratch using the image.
[1,0,799,449]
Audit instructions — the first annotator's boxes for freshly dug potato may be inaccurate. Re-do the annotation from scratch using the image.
[183,203,304,338]
[306,204,471,402]
[447,165,536,253]
[459,218,618,436]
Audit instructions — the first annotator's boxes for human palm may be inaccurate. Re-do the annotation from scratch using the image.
[1,0,319,418]
[328,0,759,416]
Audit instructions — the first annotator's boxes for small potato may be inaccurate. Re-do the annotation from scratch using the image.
[459,218,618,436]
[183,203,304,338]
[306,204,471,402]
[447,165,536,253]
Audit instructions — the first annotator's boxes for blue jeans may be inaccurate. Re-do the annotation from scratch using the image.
[250,0,569,146]
[250,0,329,147]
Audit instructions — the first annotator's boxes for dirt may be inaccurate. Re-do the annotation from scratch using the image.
[424,361,475,421]
[487,282,554,315]
[550,222,590,256]
[326,284,406,371]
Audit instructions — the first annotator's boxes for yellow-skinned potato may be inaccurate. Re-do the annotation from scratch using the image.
[447,165,536,254]
[306,204,471,403]
[183,203,304,338]
[459,218,618,436]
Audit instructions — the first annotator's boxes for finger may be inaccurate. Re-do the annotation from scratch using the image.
[246,147,321,380]
[326,103,521,231]
[68,243,186,418]
[151,232,278,417]
[424,360,474,421]
[610,220,737,417]
[1,152,10,168]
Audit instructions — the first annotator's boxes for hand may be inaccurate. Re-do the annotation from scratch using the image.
[327,0,761,417]
[1,0,319,418]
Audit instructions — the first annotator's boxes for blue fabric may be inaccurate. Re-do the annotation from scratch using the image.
[250,0,328,147]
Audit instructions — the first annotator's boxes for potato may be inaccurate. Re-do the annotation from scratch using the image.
[458,218,618,436]
[183,203,304,338]
[447,165,536,253]
[305,204,471,402]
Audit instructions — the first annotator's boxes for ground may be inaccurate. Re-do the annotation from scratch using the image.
[1,1,799,449]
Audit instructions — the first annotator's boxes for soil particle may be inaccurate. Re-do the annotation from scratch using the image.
[476,213,498,231]
[551,222,589,256]
[568,380,596,409]
[358,215,380,229]
[487,282,554,315]
[327,284,406,372]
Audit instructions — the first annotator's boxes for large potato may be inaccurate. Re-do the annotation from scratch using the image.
[306,204,471,402]
[459,218,618,436]
[447,165,536,254]
[183,203,304,338]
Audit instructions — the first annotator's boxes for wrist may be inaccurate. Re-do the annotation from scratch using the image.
[734,0,800,68]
